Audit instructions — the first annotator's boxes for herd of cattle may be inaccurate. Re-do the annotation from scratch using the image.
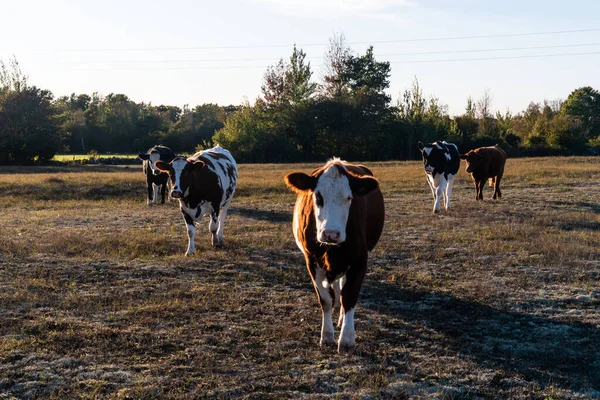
[137,141,508,355]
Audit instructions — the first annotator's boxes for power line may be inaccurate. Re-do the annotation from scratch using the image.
[65,51,600,71]
[18,28,600,52]
[51,42,600,64]
[389,51,600,64]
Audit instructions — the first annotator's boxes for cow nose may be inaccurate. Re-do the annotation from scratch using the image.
[171,190,183,198]
[322,230,341,243]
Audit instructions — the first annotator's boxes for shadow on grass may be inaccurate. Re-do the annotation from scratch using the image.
[361,280,600,393]
[229,207,292,223]
[549,200,600,214]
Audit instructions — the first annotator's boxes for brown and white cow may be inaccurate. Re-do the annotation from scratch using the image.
[460,145,507,200]
[155,145,237,256]
[285,159,385,355]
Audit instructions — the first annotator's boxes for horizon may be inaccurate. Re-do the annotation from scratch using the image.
[1,0,599,115]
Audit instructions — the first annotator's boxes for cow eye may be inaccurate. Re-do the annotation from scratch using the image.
[346,196,353,202]
[315,192,324,207]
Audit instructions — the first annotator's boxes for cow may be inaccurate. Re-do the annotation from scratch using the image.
[284,158,385,355]
[418,141,460,213]
[154,145,238,256]
[138,145,176,205]
[460,145,507,200]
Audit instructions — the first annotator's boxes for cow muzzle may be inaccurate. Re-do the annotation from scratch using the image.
[171,190,183,199]
[319,229,342,245]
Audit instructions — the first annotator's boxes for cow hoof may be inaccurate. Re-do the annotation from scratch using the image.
[320,338,336,349]
[185,252,194,257]
[338,343,356,356]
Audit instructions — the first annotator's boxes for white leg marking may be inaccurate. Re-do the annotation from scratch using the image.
[335,276,345,327]
[339,308,355,352]
[426,173,435,198]
[315,268,335,346]
[152,183,159,204]
[445,175,455,210]
[432,174,447,213]
[217,202,230,244]
[185,223,196,256]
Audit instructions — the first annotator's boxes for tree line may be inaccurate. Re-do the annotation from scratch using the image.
[1,35,599,165]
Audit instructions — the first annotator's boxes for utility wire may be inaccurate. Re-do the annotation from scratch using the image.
[19,28,600,52]
[65,51,600,71]
[52,42,600,64]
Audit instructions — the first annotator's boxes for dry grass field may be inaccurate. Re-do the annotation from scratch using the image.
[0,157,599,399]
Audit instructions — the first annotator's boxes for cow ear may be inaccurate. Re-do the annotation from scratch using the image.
[191,160,205,169]
[417,141,424,150]
[459,154,467,160]
[138,153,150,160]
[285,172,316,192]
[350,176,379,196]
[154,161,170,172]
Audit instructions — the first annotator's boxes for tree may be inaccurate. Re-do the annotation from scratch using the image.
[212,100,295,162]
[322,32,352,98]
[561,86,600,141]
[0,87,59,164]
[0,58,58,164]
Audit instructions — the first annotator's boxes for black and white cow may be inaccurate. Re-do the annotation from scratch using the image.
[155,145,237,256]
[418,141,460,213]
[138,145,176,205]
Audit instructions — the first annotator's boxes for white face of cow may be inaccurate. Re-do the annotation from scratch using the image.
[148,152,162,175]
[313,166,353,244]
[169,158,190,198]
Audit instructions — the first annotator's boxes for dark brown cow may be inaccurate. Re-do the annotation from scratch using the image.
[460,145,507,200]
[284,158,385,355]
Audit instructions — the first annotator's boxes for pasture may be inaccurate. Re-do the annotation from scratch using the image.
[0,157,599,399]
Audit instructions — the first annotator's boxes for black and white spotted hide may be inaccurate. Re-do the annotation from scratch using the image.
[418,141,460,213]
[138,145,176,205]
[154,145,238,256]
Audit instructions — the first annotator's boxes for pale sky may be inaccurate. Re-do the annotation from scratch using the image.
[1,0,599,115]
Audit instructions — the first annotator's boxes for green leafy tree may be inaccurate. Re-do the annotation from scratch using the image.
[561,86,600,142]
[0,58,58,164]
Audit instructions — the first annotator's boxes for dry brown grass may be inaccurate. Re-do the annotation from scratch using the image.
[0,157,599,399]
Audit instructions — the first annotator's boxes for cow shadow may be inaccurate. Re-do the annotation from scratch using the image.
[360,279,600,392]
[548,200,600,215]
[229,207,292,223]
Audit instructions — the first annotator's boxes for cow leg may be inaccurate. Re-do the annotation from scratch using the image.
[308,265,335,348]
[214,202,231,248]
[479,180,485,200]
[334,276,345,328]
[160,183,167,204]
[475,180,483,200]
[339,259,367,356]
[426,174,435,197]
[209,210,221,248]
[146,182,153,205]
[445,175,454,210]
[152,183,160,204]
[433,177,446,213]
[182,212,196,256]
[494,175,502,199]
